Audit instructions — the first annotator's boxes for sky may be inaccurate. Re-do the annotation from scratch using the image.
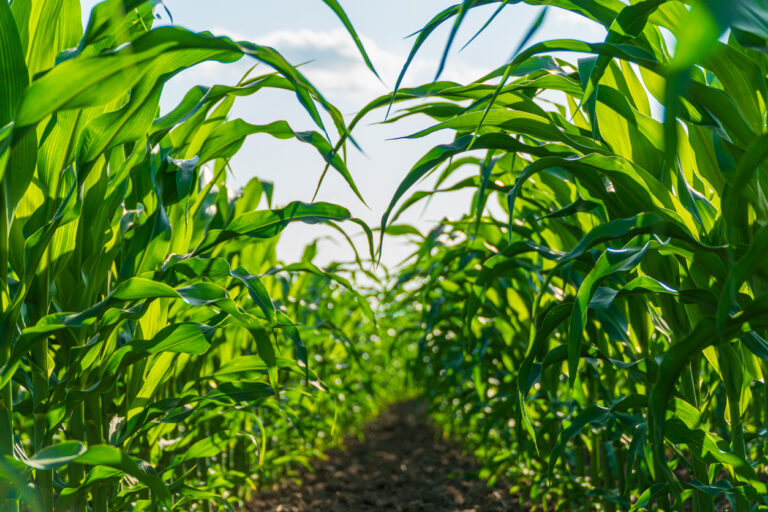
[82,1,606,270]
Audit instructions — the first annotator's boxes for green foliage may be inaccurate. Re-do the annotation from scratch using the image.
[0,1,410,510]
[4,0,768,511]
[371,1,768,510]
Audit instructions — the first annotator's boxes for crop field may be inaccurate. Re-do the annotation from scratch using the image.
[1,0,768,511]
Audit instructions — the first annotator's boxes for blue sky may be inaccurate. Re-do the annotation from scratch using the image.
[82,1,606,269]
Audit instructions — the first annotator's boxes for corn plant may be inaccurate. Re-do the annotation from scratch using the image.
[0,0,406,510]
[366,1,768,510]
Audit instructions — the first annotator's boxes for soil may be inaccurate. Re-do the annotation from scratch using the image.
[245,401,516,512]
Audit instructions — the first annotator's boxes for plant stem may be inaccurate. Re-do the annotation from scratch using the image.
[69,401,86,512]
[33,261,53,511]
[85,392,107,512]
[0,191,12,460]
[32,338,52,511]
[682,361,713,512]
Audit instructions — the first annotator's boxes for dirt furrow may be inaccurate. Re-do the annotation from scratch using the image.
[246,401,515,512]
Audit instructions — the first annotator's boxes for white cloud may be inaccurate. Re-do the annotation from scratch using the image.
[209,27,487,101]
[168,16,606,122]
[545,7,607,41]
[257,28,366,66]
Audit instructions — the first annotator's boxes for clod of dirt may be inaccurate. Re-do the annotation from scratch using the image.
[245,401,516,512]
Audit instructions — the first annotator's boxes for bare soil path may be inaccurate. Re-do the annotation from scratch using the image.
[245,401,515,511]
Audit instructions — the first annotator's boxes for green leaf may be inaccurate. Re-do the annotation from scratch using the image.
[196,201,351,254]
[24,441,86,470]
[230,266,275,322]
[75,445,172,509]
[0,0,36,218]
[321,0,379,79]
[198,119,365,203]
[568,243,649,387]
